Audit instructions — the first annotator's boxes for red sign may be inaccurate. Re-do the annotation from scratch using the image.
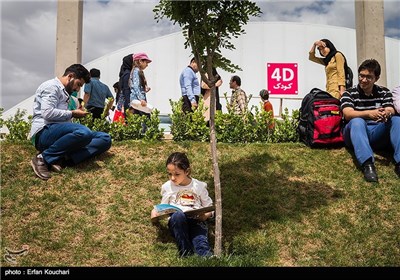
[267,63,298,95]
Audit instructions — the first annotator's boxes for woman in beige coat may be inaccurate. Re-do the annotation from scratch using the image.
[309,39,346,99]
[201,67,223,123]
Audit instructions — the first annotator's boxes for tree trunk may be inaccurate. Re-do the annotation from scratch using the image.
[209,86,222,256]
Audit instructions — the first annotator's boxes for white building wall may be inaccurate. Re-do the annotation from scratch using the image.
[3,22,399,129]
[83,22,399,116]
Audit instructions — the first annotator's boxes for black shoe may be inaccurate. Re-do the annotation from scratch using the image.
[395,164,400,178]
[31,155,51,180]
[362,163,378,183]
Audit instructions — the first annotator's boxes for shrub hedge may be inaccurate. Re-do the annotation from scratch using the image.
[0,99,299,144]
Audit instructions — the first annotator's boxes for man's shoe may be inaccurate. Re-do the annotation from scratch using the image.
[50,164,63,173]
[31,155,51,180]
[50,159,66,173]
[395,164,400,178]
[362,163,378,183]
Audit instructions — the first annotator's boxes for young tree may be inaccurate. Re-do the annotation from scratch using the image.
[154,0,261,256]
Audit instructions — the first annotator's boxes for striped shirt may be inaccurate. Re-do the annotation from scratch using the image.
[340,84,394,112]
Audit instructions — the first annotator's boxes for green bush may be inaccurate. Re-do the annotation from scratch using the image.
[169,99,209,142]
[0,102,299,144]
[169,96,299,144]
[271,108,299,143]
[75,109,164,141]
[0,109,31,142]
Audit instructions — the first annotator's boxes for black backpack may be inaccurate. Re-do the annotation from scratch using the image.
[297,88,344,148]
[338,52,353,89]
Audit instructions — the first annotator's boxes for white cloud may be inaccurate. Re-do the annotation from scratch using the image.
[1,0,57,111]
[81,0,179,63]
[256,1,355,28]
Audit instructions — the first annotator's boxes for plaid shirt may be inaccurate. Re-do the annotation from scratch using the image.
[230,88,247,115]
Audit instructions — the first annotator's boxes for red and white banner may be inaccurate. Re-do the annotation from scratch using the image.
[267,63,298,95]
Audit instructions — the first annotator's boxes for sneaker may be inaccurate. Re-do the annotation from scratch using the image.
[31,155,51,180]
[362,162,378,183]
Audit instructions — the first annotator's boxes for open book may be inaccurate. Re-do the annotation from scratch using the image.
[151,204,215,222]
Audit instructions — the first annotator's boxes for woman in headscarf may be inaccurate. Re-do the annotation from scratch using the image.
[118,53,133,113]
[309,39,346,99]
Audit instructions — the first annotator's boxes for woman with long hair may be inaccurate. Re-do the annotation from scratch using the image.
[129,52,152,132]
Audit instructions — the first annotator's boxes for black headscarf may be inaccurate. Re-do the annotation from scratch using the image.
[118,54,134,111]
[119,54,133,78]
[321,39,338,66]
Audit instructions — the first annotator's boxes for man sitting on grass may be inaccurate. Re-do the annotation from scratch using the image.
[340,59,400,183]
[29,64,112,180]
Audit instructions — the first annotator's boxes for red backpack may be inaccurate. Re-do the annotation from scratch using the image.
[297,88,344,147]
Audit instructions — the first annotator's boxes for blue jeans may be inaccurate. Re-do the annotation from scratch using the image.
[36,122,112,166]
[343,116,400,165]
[168,211,212,257]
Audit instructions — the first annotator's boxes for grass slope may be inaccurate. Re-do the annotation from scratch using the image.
[1,141,399,267]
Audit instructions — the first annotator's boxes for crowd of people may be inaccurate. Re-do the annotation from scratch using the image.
[28,41,399,257]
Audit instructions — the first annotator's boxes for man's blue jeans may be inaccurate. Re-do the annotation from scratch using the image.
[168,211,212,257]
[36,122,112,166]
[343,116,400,166]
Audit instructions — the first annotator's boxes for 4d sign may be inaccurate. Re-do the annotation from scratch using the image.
[267,63,298,95]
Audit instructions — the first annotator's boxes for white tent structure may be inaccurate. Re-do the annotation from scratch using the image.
[2,22,399,133]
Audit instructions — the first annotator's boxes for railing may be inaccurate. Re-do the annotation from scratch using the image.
[225,94,303,117]
[269,96,303,117]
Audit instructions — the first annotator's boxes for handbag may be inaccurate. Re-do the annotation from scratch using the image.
[113,109,125,124]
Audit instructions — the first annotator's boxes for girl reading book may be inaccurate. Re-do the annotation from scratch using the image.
[151,152,214,257]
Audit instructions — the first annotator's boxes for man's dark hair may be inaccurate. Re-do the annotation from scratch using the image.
[190,57,196,64]
[231,75,241,87]
[358,59,381,78]
[89,68,101,78]
[63,64,90,83]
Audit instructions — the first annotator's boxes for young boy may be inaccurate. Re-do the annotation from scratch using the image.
[260,89,275,129]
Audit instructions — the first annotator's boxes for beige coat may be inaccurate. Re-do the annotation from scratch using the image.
[309,52,346,99]
[201,77,222,122]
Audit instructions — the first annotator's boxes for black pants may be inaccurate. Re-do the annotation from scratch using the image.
[182,95,200,113]
[87,107,104,119]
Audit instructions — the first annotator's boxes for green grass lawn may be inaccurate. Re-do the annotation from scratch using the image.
[1,141,399,267]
